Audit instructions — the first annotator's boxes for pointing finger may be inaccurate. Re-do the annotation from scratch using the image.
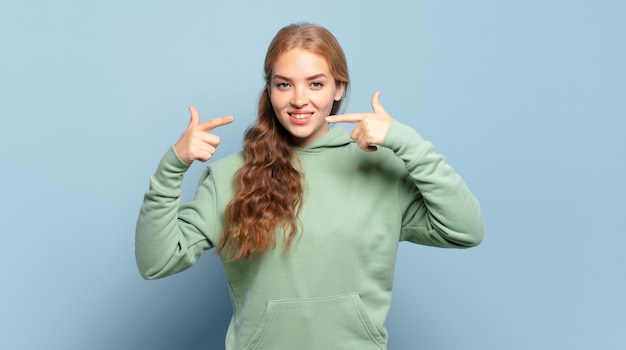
[198,115,235,132]
[325,113,364,124]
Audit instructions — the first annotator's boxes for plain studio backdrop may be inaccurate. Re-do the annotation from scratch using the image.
[1,1,624,349]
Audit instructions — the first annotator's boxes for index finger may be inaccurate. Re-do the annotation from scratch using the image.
[199,115,235,131]
[325,113,364,124]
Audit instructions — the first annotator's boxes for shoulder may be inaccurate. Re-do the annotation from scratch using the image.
[206,151,245,177]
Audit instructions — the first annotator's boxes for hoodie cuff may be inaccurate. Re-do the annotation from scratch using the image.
[151,145,192,190]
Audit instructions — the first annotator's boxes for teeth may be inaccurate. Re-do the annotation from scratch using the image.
[291,113,312,119]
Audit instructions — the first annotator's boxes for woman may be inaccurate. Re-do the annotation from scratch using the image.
[136,23,485,350]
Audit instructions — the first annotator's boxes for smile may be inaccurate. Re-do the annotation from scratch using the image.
[289,113,313,119]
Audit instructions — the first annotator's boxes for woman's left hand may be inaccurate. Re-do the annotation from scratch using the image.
[325,91,393,152]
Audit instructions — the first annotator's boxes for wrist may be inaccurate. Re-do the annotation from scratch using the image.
[172,143,192,166]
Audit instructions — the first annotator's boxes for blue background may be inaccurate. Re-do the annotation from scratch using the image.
[1,0,624,349]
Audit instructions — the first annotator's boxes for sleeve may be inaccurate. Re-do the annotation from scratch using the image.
[381,120,485,248]
[135,145,219,279]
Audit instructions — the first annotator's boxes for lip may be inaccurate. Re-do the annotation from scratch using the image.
[288,111,313,125]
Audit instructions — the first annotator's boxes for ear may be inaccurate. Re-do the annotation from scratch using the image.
[334,82,345,101]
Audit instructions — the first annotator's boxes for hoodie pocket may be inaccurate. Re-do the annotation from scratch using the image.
[246,292,386,350]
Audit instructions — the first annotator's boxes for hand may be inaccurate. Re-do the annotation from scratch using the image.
[325,91,392,152]
[173,106,234,164]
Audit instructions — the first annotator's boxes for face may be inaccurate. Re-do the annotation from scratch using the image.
[269,48,344,147]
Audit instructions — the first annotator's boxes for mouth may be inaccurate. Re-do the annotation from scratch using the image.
[288,112,313,125]
[289,112,313,119]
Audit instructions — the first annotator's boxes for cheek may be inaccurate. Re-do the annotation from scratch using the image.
[270,98,287,121]
[269,90,286,109]
[312,92,335,111]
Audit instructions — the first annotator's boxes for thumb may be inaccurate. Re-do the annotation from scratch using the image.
[187,106,200,128]
[371,91,387,114]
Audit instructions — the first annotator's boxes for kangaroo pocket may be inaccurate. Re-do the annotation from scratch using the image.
[246,292,386,350]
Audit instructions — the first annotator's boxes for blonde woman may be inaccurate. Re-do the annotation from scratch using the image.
[136,23,485,350]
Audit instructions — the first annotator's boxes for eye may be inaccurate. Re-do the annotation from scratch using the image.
[311,81,324,89]
[276,82,290,90]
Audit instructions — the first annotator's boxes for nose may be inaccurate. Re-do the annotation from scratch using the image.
[290,86,308,108]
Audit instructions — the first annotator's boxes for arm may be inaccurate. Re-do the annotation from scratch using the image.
[135,147,217,279]
[383,120,485,248]
[135,107,234,279]
[327,92,484,248]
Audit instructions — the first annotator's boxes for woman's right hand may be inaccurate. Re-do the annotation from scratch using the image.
[173,106,234,164]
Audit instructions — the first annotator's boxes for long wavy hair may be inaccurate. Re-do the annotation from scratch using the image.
[217,23,350,261]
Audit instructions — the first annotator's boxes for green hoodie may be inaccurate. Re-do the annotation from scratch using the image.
[136,120,485,350]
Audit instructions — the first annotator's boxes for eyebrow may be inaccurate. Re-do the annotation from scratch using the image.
[272,73,328,82]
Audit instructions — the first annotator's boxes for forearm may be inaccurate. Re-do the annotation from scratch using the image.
[135,146,208,279]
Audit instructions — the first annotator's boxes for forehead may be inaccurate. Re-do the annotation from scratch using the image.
[272,48,331,78]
